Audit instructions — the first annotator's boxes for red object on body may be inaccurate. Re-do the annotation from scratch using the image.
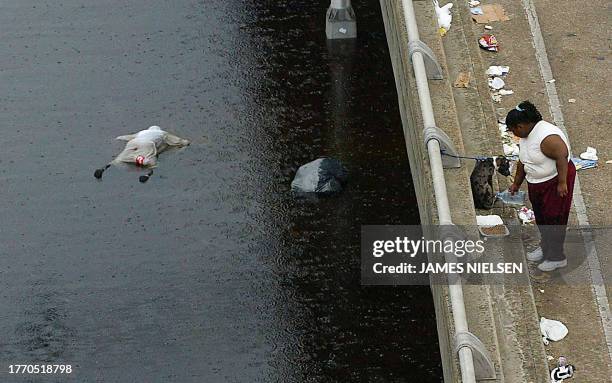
[136,155,145,166]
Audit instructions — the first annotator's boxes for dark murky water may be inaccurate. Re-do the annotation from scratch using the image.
[0,0,441,382]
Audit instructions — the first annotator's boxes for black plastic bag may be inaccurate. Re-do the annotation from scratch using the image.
[291,158,348,194]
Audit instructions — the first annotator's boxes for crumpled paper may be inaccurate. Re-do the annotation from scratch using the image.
[518,206,535,224]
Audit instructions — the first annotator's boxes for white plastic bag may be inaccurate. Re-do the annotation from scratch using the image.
[540,317,568,345]
[488,77,505,90]
[486,65,509,77]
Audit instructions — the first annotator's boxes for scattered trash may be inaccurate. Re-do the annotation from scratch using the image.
[488,77,505,90]
[453,72,471,88]
[470,7,484,15]
[484,25,493,30]
[486,65,509,77]
[499,123,521,151]
[540,317,568,346]
[94,126,190,182]
[434,0,453,36]
[572,157,597,171]
[501,138,518,150]
[291,158,348,194]
[606,160,612,164]
[499,89,514,95]
[468,0,480,7]
[497,190,526,206]
[503,143,519,156]
[479,224,509,237]
[579,146,598,161]
[472,4,510,24]
[547,79,556,83]
[518,207,535,224]
[551,356,576,383]
[491,94,502,103]
[568,98,576,103]
[540,289,545,294]
[476,215,508,237]
[476,215,504,227]
[479,34,499,52]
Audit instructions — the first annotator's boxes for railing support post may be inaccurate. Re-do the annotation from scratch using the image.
[399,1,495,382]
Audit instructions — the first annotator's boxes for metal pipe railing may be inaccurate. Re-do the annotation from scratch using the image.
[400,1,477,382]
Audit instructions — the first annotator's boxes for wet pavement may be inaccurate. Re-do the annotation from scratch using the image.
[0,1,441,382]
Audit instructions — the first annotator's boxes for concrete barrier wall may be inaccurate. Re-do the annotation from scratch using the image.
[378,1,457,382]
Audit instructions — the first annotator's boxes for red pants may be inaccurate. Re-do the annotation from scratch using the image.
[527,161,576,261]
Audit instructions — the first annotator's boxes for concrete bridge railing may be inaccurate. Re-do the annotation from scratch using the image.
[379,1,497,382]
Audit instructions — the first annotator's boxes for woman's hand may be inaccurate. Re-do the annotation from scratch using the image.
[508,183,521,195]
[557,182,568,198]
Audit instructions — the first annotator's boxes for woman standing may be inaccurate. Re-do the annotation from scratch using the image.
[507,101,576,272]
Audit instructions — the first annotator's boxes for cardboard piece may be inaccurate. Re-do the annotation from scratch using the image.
[472,4,510,24]
[453,72,471,88]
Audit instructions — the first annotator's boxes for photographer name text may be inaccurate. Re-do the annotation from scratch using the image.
[373,262,523,274]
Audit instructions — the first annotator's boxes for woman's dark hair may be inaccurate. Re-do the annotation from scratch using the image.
[505,100,542,128]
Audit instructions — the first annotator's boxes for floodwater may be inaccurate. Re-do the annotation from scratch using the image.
[0,1,442,382]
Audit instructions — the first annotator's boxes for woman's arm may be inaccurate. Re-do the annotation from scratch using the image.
[540,135,569,197]
[509,160,525,194]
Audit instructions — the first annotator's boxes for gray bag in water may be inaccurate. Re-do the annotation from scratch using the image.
[291,158,348,194]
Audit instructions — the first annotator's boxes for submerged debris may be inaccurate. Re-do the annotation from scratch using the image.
[291,158,348,195]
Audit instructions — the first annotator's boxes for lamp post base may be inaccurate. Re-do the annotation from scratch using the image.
[326,1,357,40]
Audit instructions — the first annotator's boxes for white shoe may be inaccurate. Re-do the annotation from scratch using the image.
[537,259,567,272]
[526,247,543,262]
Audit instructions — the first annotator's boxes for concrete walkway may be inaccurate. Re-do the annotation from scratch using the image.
[436,0,612,380]
[384,0,611,381]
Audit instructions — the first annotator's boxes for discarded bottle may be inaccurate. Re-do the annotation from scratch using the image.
[496,190,526,206]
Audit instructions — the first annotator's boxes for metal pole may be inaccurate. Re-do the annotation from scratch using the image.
[400,1,477,382]
[331,0,351,8]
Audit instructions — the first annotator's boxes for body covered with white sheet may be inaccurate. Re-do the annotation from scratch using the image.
[94,125,189,182]
[113,126,189,167]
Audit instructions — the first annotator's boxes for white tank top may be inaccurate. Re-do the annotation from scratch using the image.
[519,120,570,183]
